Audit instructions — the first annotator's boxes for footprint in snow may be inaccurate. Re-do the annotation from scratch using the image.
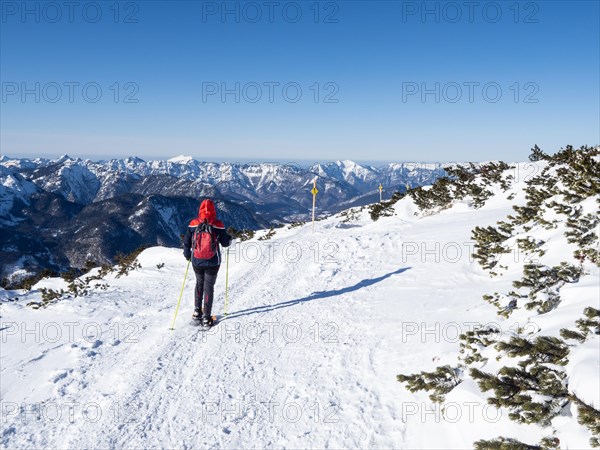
[27,352,47,363]
[52,370,71,383]
[2,427,17,438]
[2,425,16,441]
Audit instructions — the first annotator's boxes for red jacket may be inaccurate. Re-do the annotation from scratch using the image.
[189,199,225,229]
[183,199,231,266]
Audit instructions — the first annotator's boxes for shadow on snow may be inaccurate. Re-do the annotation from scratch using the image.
[223,266,411,321]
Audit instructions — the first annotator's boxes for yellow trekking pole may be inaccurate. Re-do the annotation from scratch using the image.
[224,247,230,317]
[169,259,190,330]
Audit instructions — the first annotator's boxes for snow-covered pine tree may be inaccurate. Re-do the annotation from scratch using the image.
[560,307,600,343]
[529,145,550,162]
[369,191,405,221]
[471,225,512,274]
[471,336,569,425]
[473,435,560,450]
[396,365,461,403]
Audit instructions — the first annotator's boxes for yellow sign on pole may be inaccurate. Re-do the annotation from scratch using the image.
[379,183,383,202]
[311,178,318,232]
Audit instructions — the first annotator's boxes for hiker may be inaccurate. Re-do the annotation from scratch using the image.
[183,199,232,326]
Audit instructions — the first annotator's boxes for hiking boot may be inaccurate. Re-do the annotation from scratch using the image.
[201,316,213,327]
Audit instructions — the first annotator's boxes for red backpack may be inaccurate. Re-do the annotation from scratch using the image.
[193,221,218,260]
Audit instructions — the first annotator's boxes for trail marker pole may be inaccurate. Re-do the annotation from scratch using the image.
[311,178,318,232]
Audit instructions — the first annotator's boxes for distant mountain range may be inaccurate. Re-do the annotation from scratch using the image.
[0,154,446,282]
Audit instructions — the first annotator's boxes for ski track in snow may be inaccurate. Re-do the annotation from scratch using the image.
[1,174,598,449]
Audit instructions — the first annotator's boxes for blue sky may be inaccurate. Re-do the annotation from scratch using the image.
[1,0,598,163]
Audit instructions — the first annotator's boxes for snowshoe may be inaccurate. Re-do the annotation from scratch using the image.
[198,315,218,329]
[192,308,202,320]
[191,315,218,328]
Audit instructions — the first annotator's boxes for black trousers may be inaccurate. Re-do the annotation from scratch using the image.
[193,265,220,317]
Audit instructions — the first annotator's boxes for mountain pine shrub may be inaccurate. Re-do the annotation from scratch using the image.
[397,145,600,446]
[114,245,147,278]
[228,227,256,242]
[458,326,500,365]
[396,365,462,403]
[369,192,404,221]
[258,227,276,241]
[512,262,583,314]
[572,395,600,447]
[560,307,600,343]
[473,436,560,450]
[471,225,512,274]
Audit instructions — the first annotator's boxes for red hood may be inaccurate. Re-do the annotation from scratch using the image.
[199,199,217,223]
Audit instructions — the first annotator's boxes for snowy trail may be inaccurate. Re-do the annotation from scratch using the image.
[73,222,417,449]
[1,182,570,449]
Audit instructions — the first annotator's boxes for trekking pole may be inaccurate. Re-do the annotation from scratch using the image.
[169,259,190,330]
[224,246,231,317]
[224,247,230,317]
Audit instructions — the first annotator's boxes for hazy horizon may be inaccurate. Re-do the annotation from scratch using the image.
[1,148,553,167]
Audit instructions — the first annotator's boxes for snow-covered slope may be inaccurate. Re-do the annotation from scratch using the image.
[1,150,597,449]
[0,167,42,222]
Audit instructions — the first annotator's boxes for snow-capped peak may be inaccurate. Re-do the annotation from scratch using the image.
[55,154,74,164]
[336,159,360,168]
[168,155,195,165]
[125,156,146,164]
